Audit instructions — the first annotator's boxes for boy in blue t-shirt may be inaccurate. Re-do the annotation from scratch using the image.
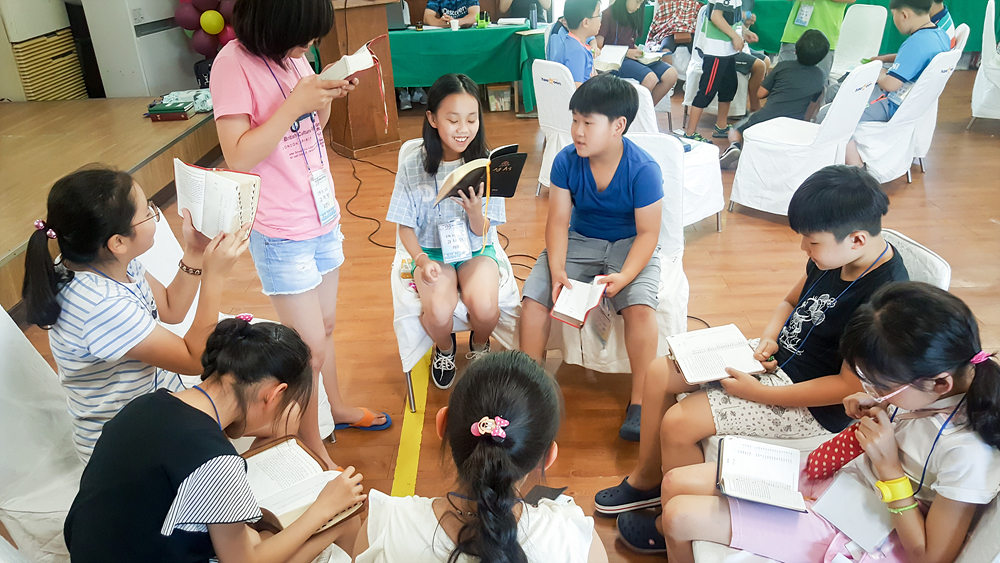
[546,0,602,86]
[520,74,664,442]
[424,0,480,27]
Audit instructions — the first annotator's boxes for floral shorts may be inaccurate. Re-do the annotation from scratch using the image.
[703,368,830,439]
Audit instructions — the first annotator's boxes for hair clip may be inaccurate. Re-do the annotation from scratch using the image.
[235,313,254,322]
[34,220,57,239]
[971,351,993,365]
[471,416,509,441]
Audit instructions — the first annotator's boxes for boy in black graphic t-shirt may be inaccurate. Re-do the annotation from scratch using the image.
[595,166,909,540]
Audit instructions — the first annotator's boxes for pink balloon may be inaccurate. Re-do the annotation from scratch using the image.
[192,0,220,11]
[218,24,236,46]
[192,29,219,58]
[175,3,201,30]
[219,0,235,20]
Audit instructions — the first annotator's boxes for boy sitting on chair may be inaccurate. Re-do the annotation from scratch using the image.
[546,0,603,87]
[519,73,663,442]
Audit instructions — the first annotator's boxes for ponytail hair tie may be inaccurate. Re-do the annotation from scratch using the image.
[971,351,993,365]
[471,416,509,442]
[235,313,254,322]
[34,220,57,240]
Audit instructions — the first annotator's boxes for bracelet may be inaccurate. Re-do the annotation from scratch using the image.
[414,252,428,265]
[178,260,202,276]
[887,502,919,515]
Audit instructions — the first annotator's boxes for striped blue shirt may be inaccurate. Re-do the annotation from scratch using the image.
[50,259,184,461]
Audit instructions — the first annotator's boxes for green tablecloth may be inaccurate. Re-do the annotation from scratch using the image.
[389,24,529,88]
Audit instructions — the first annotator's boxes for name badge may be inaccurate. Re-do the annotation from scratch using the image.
[794,4,814,27]
[591,297,615,348]
[438,218,473,264]
[309,169,339,226]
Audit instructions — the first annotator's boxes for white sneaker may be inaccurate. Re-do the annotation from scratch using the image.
[411,87,428,105]
[398,89,412,111]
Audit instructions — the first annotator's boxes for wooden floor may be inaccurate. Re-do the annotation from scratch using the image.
[23,70,1000,561]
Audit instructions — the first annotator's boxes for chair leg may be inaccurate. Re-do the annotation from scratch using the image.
[716,211,722,232]
[667,110,673,132]
[536,182,542,196]
[728,200,735,212]
[906,168,912,184]
[967,117,977,131]
[918,157,925,173]
[405,370,416,413]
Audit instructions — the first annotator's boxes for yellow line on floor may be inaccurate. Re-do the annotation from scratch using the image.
[390,349,431,497]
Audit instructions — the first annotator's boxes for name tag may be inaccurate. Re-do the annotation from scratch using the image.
[794,4,814,27]
[438,218,473,264]
[591,297,615,347]
[309,170,339,226]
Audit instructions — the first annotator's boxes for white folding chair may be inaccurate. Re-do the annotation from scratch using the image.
[542,21,556,54]
[853,48,961,184]
[543,132,689,373]
[532,59,576,195]
[682,5,749,125]
[970,0,1000,129]
[882,229,951,290]
[911,24,970,169]
[682,141,725,231]
[0,307,82,563]
[390,139,522,411]
[628,80,661,133]
[828,4,887,82]
[728,61,881,215]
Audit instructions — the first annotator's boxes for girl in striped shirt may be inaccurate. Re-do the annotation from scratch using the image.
[22,166,249,461]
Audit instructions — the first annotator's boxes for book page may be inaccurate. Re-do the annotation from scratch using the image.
[245,440,324,501]
[319,43,374,81]
[214,171,260,236]
[595,45,628,72]
[668,324,750,356]
[720,476,806,512]
[258,470,341,518]
[553,279,604,325]
[173,159,206,231]
[720,437,800,489]
[668,324,762,383]
[199,172,239,238]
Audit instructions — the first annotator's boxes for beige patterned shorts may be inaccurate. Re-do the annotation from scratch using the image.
[702,369,830,439]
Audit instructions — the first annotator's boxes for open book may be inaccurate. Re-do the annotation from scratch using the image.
[550,277,607,328]
[318,35,385,82]
[666,324,764,385]
[594,45,628,73]
[637,50,664,65]
[173,159,259,239]
[243,437,364,533]
[716,436,807,512]
[433,144,527,206]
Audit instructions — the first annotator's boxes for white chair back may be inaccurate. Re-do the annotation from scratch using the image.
[829,4,887,78]
[983,0,998,67]
[398,138,423,171]
[953,21,970,51]
[882,229,951,290]
[812,61,881,146]
[543,21,556,54]
[624,132,685,255]
[533,59,575,135]
[629,81,659,133]
[887,48,961,125]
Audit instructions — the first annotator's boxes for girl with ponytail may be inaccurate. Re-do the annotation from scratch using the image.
[657,281,1000,563]
[21,167,249,461]
[354,351,607,562]
[65,318,367,563]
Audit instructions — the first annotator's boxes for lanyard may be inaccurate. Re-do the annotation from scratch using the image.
[265,59,326,174]
[889,395,965,496]
[779,242,890,369]
[89,266,156,321]
[193,385,223,431]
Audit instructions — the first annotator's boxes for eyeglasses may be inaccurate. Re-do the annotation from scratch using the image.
[857,367,910,403]
[133,200,161,227]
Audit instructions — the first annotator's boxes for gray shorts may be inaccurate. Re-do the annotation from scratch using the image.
[734,50,767,75]
[522,231,660,313]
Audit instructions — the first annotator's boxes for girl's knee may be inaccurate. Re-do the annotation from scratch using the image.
[642,75,658,90]
[661,468,683,501]
[423,300,457,329]
[660,497,694,540]
[660,404,698,447]
[467,298,500,326]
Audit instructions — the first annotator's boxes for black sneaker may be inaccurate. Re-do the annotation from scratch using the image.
[432,334,457,389]
[466,331,491,361]
[594,477,661,515]
[719,143,741,169]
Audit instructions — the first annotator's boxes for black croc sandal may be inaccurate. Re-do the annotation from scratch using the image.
[594,477,661,515]
[617,511,666,554]
[619,404,642,442]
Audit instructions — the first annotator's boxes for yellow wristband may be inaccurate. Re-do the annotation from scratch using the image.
[875,476,914,503]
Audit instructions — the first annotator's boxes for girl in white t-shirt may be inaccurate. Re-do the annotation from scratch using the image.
[353,351,608,562]
[658,282,1000,563]
[22,167,249,461]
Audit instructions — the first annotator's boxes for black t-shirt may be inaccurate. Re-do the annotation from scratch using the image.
[503,0,548,20]
[65,390,260,563]
[750,60,826,123]
[774,246,908,432]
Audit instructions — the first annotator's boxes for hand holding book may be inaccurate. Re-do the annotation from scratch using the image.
[452,182,487,237]
[307,466,367,527]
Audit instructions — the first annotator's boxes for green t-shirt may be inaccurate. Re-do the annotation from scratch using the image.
[780,0,849,50]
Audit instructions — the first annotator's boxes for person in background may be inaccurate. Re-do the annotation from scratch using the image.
[424,0,480,27]
[595,0,679,106]
[547,0,603,86]
[500,0,550,21]
[647,0,701,67]
[930,0,956,43]
[778,0,855,80]
[683,0,745,142]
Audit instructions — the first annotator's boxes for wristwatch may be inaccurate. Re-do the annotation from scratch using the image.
[875,475,914,503]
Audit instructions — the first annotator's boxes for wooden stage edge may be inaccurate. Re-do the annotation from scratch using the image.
[0,104,221,317]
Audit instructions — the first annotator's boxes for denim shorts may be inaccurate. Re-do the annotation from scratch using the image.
[248,225,346,296]
[612,57,672,84]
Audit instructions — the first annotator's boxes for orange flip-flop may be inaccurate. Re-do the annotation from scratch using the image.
[334,407,392,431]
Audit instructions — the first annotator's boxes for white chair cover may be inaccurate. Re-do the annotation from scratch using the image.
[137,219,336,438]
[971,0,1000,123]
[729,61,881,215]
[0,308,82,563]
[828,4,887,81]
[912,24,970,160]
[388,139,521,374]
[629,80,660,133]
[683,6,749,119]
[533,59,576,188]
[682,141,725,228]
[853,48,961,183]
[0,537,32,563]
[544,132,689,373]
[882,229,951,290]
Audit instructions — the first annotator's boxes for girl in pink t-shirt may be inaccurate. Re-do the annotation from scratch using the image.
[210,0,390,468]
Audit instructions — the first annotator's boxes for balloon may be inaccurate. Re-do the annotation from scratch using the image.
[192,0,219,11]
[219,0,235,20]
[218,24,236,46]
[175,3,201,30]
[184,29,194,39]
[200,10,225,35]
[192,29,219,58]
